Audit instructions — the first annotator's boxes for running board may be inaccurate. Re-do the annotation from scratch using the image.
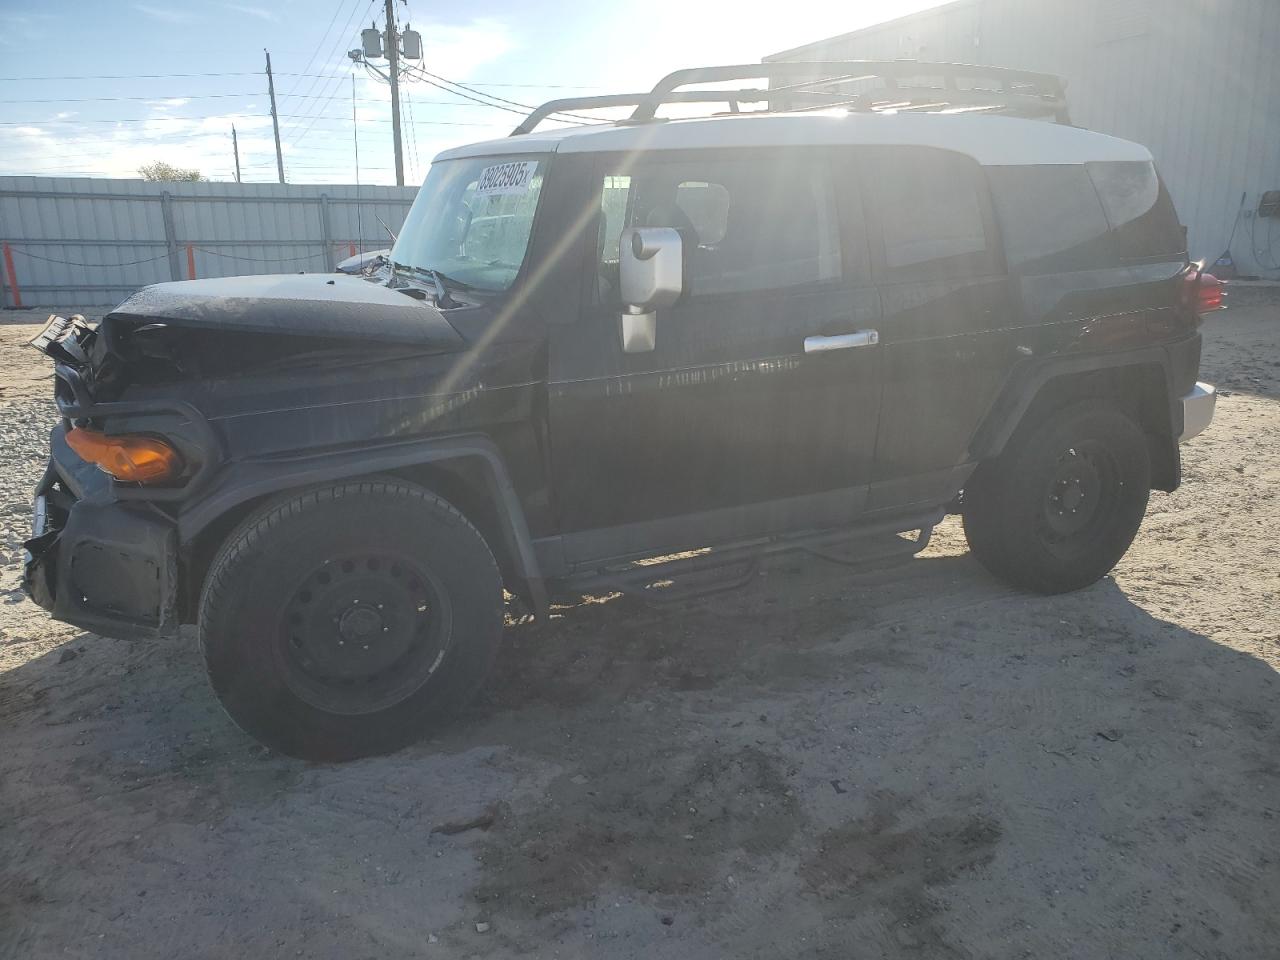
[559,511,941,604]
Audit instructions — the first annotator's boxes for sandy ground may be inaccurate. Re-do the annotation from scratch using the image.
[1,302,1277,960]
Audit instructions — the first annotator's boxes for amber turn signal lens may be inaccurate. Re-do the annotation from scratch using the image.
[65,428,183,484]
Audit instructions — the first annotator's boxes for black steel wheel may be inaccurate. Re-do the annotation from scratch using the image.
[963,401,1151,594]
[278,553,451,716]
[1036,442,1122,553]
[199,480,503,760]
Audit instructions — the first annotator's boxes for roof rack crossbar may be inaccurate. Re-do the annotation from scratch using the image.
[510,89,774,135]
[510,87,852,135]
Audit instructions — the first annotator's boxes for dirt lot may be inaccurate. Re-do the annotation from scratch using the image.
[1,302,1278,959]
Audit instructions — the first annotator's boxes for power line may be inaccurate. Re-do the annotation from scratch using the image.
[0,114,500,126]
[280,0,351,100]
[403,65,599,123]
[285,70,360,148]
[413,66,542,111]
[402,85,421,182]
[281,0,378,144]
[3,134,422,156]
[0,91,506,105]
[404,70,528,117]
[0,71,601,87]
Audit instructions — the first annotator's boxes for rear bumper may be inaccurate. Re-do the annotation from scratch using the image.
[1179,382,1216,442]
[22,425,179,639]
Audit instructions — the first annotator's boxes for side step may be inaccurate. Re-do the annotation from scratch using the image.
[560,511,942,605]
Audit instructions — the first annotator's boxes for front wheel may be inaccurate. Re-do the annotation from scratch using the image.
[199,480,503,760]
[962,401,1151,594]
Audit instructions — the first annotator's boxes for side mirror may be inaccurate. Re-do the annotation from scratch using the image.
[617,226,684,353]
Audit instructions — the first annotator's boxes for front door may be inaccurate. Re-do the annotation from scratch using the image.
[547,147,883,566]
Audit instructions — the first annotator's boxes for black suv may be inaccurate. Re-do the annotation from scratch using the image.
[24,63,1220,759]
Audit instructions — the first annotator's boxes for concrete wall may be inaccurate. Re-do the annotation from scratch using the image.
[0,177,419,307]
[767,0,1280,278]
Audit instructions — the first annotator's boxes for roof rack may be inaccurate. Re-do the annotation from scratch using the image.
[513,88,833,136]
[511,60,1070,136]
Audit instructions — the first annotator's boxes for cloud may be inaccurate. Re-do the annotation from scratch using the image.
[0,92,500,184]
[149,98,190,110]
[0,108,308,182]
[132,3,199,24]
[404,18,517,81]
[221,2,279,21]
[53,112,78,121]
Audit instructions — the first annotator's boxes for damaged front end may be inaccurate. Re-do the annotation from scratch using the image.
[23,314,218,639]
[22,276,472,640]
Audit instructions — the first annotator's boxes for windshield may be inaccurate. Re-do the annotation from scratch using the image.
[389,155,546,292]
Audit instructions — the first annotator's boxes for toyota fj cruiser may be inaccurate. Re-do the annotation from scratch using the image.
[23,62,1220,759]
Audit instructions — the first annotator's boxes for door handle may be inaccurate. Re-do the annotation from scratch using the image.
[804,330,880,353]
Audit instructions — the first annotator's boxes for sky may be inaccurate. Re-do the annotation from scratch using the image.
[0,0,948,186]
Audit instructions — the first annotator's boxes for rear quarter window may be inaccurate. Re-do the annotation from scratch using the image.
[1086,160,1185,262]
[860,147,997,280]
[987,165,1114,273]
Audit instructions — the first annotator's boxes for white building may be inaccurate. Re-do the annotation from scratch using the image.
[767,0,1280,278]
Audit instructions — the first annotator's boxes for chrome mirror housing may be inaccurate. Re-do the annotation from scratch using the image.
[617,226,684,353]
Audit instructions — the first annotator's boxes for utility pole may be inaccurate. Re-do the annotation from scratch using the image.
[384,0,405,186]
[231,125,242,183]
[350,8,418,183]
[264,48,286,184]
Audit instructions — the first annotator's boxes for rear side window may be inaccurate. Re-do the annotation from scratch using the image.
[987,165,1113,273]
[1086,161,1185,261]
[862,148,994,279]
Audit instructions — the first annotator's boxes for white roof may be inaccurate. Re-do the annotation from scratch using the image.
[434,110,1152,167]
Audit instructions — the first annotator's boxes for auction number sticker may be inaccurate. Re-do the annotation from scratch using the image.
[475,160,538,196]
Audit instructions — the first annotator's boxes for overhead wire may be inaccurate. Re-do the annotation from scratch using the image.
[0,92,499,106]
[0,71,600,87]
[402,64,599,125]
[0,8,609,184]
[279,0,352,101]
[402,86,422,182]
[281,0,378,145]
[353,70,365,254]
[0,115,496,126]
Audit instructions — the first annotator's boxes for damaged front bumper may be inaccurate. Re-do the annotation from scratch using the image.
[23,424,180,639]
[21,314,217,640]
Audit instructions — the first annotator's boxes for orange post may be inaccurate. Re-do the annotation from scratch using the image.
[186,244,196,280]
[2,242,22,308]
[349,242,357,257]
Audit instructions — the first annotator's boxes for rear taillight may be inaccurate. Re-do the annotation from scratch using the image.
[1184,269,1226,315]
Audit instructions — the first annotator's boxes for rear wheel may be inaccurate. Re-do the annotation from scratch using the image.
[199,480,503,760]
[962,401,1151,594]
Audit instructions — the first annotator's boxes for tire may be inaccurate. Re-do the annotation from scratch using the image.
[198,480,503,761]
[962,401,1151,594]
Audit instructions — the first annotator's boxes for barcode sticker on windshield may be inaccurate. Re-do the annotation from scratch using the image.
[475,160,538,196]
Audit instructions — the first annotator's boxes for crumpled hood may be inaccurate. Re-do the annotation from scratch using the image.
[107,273,465,350]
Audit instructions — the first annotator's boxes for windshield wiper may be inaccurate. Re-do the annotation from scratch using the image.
[390,261,463,309]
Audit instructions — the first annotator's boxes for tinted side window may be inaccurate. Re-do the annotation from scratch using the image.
[863,149,993,278]
[1087,160,1185,261]
[987,165,1113,273]
[598,155,841,298]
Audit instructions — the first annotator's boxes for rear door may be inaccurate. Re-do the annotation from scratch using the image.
[852,146,1017,512]
[546,147,883,564]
